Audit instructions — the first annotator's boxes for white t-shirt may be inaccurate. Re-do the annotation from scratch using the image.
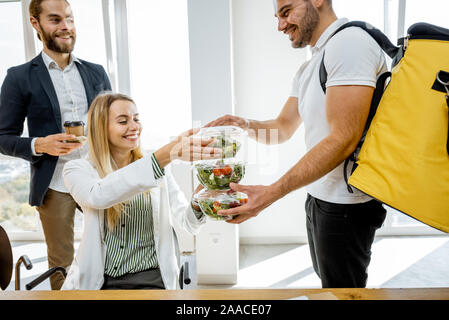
[290,18,387,204]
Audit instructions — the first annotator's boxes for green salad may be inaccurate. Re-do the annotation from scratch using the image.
[197,192,248,221]
[195,160,245,190]
[210,136,241,158]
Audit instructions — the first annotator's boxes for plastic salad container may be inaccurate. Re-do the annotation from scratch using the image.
[194,189,248,221]
[194,159,245,190]
[195,126,245,159]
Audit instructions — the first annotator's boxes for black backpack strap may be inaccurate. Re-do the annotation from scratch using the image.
[366,72,392,128]
[435,70,449,156]
[319,53,328,93]
[342,72,392,192]
[446,95,449,156]
[343,156,355,193]
[319,21,399,93]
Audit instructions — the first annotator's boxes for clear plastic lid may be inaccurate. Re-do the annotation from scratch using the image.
[193,189,248,221]
[195,126,246,139]
[194,158,246,169]
[195,126,246,159]
[194,159,246,190]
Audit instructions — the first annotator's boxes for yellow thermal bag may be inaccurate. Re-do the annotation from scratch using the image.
[346,23,449,232]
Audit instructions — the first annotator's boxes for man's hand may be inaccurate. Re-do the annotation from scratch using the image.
[203,97,301,145]
[34,133,82,156]
[204,114,249,130]
[217,183,279,224]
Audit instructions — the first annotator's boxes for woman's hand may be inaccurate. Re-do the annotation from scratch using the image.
[191,184,204,217]
[170,128,223,162]
[154,128,222,168]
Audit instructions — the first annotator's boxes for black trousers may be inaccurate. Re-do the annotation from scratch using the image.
[101,268,165,290]
[306,194,386,288]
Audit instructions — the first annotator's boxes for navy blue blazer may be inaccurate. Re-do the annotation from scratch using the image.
[0,53,112,207]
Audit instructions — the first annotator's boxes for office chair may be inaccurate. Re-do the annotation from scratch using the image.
[173,228,191,289]
[0,225,66,290]
[1,224,189,290]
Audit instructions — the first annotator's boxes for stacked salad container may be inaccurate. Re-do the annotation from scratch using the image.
[191,126,248,221]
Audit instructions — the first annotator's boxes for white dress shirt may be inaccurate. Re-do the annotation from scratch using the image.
[32,51,89,193]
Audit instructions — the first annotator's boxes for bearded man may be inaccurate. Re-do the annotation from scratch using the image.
[206,0,388,288]
[0,0,111,289]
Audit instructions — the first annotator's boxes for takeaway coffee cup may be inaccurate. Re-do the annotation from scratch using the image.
[64,121,85,142]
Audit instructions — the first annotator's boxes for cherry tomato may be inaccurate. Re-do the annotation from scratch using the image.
[213,168,222,176]
[221,166,232,175]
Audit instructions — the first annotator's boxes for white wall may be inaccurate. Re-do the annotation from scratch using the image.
[231,0,308,244]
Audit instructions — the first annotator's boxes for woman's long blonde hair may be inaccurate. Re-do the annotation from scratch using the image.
[88,92,144,231]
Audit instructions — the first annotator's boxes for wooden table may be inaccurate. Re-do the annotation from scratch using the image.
[1,288,449,300]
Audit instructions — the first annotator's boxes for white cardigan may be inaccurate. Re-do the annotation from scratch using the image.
[60,154,205,290]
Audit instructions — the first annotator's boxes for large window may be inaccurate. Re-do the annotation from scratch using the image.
[0,0,108,239]
[66,0,108,67]
[0,1,25,84]
[0,0,193,240]
[126,0,194,252]
[333,0,384,30]
[405,0,449,30]
[126,0,192,150]
[0,1,35,234]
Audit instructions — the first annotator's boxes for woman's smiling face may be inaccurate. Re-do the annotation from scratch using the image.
[107,99,142,154]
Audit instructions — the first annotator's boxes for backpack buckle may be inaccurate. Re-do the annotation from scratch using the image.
[403,36,409,50]
[437,71,449,96]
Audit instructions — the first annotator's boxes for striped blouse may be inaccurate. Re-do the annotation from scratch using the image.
[103,153,164,278]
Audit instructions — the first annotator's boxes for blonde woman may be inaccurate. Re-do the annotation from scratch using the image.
[61,92,219,290]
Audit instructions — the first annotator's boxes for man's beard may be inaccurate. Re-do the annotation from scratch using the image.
[291,1,320,48]
[39,23,76,53]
